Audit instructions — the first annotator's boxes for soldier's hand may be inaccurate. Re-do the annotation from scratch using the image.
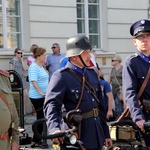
[11,141,19,150]
[52,130,64,145]
[136,120,145,132]
[107,110,113,119]
[105,138,113,149]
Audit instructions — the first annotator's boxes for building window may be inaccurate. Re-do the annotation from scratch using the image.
[77,0,101,49]
[0,0,22,50]
[148,0,150,18]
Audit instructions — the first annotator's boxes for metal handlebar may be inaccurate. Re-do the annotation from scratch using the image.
[111,119,150,131]
[32,109,81,140]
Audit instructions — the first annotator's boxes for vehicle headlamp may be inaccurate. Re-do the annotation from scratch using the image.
[65,133,77,145]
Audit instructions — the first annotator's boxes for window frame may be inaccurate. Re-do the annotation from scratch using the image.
[77,0,102,50]
[0,0,24,50]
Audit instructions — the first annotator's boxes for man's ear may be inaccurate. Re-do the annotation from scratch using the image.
[70,56,76,61]
[132,39,137,46]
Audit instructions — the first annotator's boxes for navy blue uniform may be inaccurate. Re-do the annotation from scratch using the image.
[123,50,150,146]
[123,50,150,122]
[44,61,110,149]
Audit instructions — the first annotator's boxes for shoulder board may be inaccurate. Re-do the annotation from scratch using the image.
[127,53,138,60]
[0,69,10,77]
[87,66,98,72]
[60,67,69,72]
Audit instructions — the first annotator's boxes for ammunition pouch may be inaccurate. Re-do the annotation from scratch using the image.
[109,125,136,141]
[142,99,150,114]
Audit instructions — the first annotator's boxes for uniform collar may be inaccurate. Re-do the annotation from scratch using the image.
[66,61,86,74]
[136,50,150,63]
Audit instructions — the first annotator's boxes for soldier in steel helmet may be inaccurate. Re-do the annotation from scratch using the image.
[44,35,112,150]
[123,19,150,146]
[0,69,19,150]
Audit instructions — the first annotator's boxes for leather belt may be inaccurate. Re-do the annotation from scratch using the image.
[0,132,8,140]
[82,108,99,119]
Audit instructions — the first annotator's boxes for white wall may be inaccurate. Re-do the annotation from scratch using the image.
[107,0,149,64]
[28,0,77,53]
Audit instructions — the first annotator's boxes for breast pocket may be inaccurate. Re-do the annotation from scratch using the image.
[70,87,82,100]
[137,72,146,82]
[93,85,100,95]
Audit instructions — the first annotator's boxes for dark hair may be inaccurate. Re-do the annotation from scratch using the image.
[30,44,38,52]
[14,48,22,55]
[33,47,46,58]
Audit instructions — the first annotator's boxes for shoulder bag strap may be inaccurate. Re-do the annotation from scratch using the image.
[75,73,85,110]
[113,68,121,87]
[66,69,85,119]
[137,67,150,100]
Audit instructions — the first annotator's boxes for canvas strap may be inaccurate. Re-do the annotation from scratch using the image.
[113,68,121,87]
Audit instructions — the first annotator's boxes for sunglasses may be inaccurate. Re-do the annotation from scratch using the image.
[17,52,22,54]
[51,47,57,49]
[111,59,118,62]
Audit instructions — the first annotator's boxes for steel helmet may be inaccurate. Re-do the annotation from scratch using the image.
[66,35,92,57]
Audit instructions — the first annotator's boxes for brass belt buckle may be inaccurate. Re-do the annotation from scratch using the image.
[93,108,98,117]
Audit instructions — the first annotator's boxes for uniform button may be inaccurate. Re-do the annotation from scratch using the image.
[142,76,144,79]
[94,118,96,120]
[92,99,94,101]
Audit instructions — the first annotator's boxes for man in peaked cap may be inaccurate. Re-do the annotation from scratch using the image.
[123,19,150,146]
[130,19,150,37]
[44,35,112,149]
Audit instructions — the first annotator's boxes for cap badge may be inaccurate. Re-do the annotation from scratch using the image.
[141,20,145,24]
[84,37,89,43]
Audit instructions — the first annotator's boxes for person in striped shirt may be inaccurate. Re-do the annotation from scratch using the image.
[28,47,49,148]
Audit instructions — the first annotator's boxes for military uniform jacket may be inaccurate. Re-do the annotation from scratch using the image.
[0,69,19,150]
[44,62,110,149]
[123,50,150,122]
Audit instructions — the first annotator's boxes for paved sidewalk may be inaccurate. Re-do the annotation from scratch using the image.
[19,114,54,150]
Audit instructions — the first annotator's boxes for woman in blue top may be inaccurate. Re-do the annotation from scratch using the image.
[28,47,49,148]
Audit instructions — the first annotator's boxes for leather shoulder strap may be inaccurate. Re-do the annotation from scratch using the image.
[66,69,85,110]
[137,68,150,99]
[67,69,100,103]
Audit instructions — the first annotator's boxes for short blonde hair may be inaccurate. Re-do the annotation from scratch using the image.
[113,55,122,63]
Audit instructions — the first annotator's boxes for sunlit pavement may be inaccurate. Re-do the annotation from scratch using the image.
[19,114,54,150]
